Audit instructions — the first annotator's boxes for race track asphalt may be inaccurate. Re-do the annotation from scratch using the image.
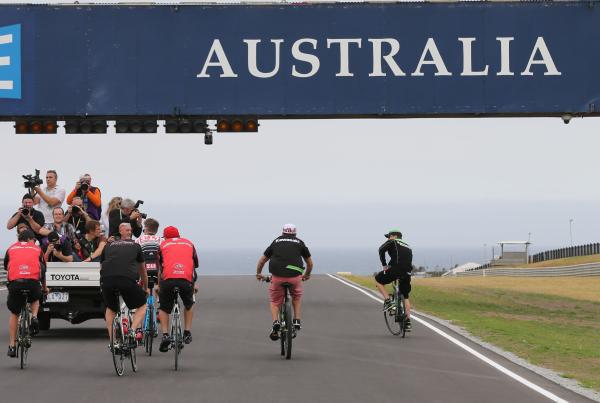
[0,275,593,403]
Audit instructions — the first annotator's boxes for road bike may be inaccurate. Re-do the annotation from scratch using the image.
[384,278,407,337]
[168,287,184,371]
[15,289,33,369]
[264,277,294,360]
[110,291,137,376]
[142,270,159,356]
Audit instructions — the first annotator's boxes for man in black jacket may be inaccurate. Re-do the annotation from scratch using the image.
[375,229,413,330]
[108,198,142,238]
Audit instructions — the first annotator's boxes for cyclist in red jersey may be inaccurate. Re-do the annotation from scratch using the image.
[157,226,198,352]
[3,230,47,357]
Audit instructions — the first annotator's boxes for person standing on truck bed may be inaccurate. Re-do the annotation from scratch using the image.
[3,229,47,358]
[100,223,148,345]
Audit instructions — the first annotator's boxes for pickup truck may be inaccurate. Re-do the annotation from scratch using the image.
[40,262,103,330]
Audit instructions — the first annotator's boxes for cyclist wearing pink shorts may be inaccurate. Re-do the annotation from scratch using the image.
[256,224,313,341]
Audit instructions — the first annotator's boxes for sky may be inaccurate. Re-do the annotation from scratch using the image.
[1,0,599,268]
[1,116,598,268]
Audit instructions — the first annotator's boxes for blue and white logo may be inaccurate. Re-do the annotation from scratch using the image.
[0,24,21,99]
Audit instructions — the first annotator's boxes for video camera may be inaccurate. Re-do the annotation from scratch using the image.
[22,169,43,192]
[134,200,147,219]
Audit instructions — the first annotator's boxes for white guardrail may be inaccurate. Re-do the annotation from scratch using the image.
[455,263,600,277]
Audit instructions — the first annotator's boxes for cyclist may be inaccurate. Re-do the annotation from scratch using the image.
[135,218,163,291]
[375,229,413,331]
[256,223,313,341]
[157,226,198,353]
[3,229,47,357]
[100,223,148,347]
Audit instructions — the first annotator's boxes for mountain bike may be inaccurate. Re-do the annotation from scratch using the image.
[15,289,33,369]
[384,278,407,337]
[142,270,159,356]
[264,277,294,360]
[110,291,137,376]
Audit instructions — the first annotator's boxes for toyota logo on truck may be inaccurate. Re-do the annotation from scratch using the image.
[50,274,80,281]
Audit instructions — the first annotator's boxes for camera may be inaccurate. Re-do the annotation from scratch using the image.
[80,182,89,192]
[71,205,81,216]
[134,200,147,219]
[21,208,31,216]
[22,169,43,190]
[48,232,62,251]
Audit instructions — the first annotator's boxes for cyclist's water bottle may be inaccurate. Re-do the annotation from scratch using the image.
[122,317,129,335]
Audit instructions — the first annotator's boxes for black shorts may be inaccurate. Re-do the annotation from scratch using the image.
[159,279,194,313]
[146,269,159,289]
[100,276,147,312]
[7,280,42,315]
[375,268,411,298]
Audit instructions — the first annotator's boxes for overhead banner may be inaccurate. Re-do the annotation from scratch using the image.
[0,2,599,118]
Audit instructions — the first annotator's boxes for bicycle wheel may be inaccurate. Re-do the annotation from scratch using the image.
[145,303,155,356]
[279,308,285,357]
[19,309,29,369]
[399,294,407,338]
[384,290,402,336]
[111,315,125,376]
[129,314,137,372]
[172,307,181,371]
[283,296,293,360]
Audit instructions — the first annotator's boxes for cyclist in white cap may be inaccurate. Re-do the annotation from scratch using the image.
[256,223,313,340]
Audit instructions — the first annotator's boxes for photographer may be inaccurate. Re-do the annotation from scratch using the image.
[79,220,107,262]
[64,196,91,238]
[66,173,102,221]
[108,198,143,238]
[42,231,74,263]
[42,207,76,241]
[32,170,65,224]
[6,194,45,238]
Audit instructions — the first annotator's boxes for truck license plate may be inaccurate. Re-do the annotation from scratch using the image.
[46,292,69,303]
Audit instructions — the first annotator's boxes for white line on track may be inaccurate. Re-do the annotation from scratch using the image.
[326,273,569,403]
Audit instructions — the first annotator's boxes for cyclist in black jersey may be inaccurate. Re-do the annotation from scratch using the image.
[375,229,413,331]
[135,218,162,290]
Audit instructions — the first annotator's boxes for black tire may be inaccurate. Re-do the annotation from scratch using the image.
[173,308,181,371]
[145,304,154,356]
[111,315,125,376]
[19,309,29,369]
[399,294,407,338]
[284,297,293,360]
[384,291,402,336]
[38,312,50,331]
[129,314,137,372]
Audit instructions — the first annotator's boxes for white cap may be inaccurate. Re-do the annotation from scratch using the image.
[282,223,297,235]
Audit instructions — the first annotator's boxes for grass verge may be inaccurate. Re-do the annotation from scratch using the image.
[343,275,600,391]
[523,254,600,268]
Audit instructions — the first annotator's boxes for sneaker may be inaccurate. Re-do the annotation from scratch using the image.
[30,316,39,335]
[7,346,16,358]
[382,298,394,311]
[183,331,192,344]
[269,321,281,341]
[405,318,412,332]
[159,334,170,353]
[293,319,301,331]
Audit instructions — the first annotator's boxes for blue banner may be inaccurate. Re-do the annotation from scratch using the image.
[0,3,599,117]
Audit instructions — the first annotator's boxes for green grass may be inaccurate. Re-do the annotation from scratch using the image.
[523,254,600,268]
[344,275,600,391]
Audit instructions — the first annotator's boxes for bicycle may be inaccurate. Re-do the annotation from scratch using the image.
[168,286,184,371]
[383,278,407,337]
[264,277,294,360]
[142,271,159,356]
[15,289,33,370]
[109,290,137,376]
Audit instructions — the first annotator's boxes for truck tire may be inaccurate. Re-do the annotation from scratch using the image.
[38,313,51,331]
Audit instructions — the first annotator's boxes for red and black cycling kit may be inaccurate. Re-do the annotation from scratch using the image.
[3,241,46,315]
[158,237,198,312]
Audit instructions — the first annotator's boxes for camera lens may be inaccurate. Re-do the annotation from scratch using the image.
[80,183,89,191]
[21,208,30,216]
